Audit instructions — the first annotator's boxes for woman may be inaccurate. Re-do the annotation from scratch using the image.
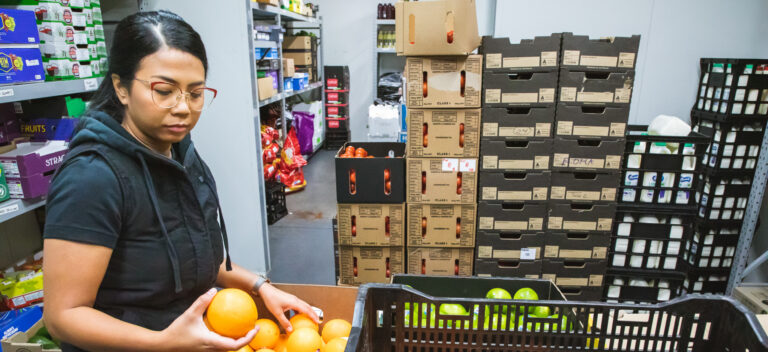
[42,11,318,351]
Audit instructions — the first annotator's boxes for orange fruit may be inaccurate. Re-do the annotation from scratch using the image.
[272,334,288,352]
[203,315,213,330]
[321,337,347,352]
[206,288,259,338]
[249,319,280,349]
[285,327,323,352]
[229,346,253,352]
[289,314,318,332]
[321,319,351,343]
[255,349,275,352]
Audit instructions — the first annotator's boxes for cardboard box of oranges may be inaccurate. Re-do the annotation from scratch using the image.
[204,284,358,352]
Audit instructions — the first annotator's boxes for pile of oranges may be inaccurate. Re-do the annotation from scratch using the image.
[338,146,371,158]
[205,289,352,352]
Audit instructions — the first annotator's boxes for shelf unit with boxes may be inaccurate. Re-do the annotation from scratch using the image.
[252,1,326,156]
[400,0,482,279]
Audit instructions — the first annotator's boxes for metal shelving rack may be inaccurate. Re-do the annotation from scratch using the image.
[373,18,397,97]
[251,2,325,156]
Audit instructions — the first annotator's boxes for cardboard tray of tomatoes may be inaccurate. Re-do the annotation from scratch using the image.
[335,142,406,204]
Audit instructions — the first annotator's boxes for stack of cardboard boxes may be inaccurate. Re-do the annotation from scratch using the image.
[324,65,351,150]
[475,34,560,279]
[283,35,318,82]
[335,142,406,285]
[398,0,481,277]
[476,33,639,300]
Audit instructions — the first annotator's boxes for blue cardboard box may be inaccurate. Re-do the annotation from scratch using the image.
[0,9,39,44]
[21,118,77,141]
[255,47,278,59]
[0,47,44,84]
[0,305,42,341]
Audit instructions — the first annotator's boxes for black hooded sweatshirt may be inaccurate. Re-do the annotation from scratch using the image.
[44,110,231,351]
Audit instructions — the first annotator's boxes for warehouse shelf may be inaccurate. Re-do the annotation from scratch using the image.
[258,92,284,107]
[0,77,103,104]
[252,3,321,24]
[0,198,46,225]
[257,82,323,107]
[376,19,395,25]
[254,40,278,48]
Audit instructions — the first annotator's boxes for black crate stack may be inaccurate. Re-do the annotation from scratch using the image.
[542,33,640,301]
[324,66,351,150]
[475,34,560,281]
[605,126,709,304]
[682,59,768,294]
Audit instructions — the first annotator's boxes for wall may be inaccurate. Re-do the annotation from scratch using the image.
[316,0,496,140]
[494,0,768,124]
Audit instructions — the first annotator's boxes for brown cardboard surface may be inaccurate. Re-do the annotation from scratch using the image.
[406,109,481,158]
[255,0,280,6]
[282,58,295,77]
[405,56,482,108]
[337,203,405,246]
[407,247,473,276]
[257,283,358,326]
[257,77,276,100]
[395,0,480,56]
[339,246,405,285]
[2,319,62,352]
[407,158,477,204]
[283,36,313,50]
[407,204,476,247]
[734,285,768,314]
[283,51,313,66]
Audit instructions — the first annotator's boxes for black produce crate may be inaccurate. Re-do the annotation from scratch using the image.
[325,129,350,150]
[609,208,693,272]
[550,171,620,203]
[335,142,406,203]
[477,171,550,203]
[683,220,740,271]
[552,137,624,173]
[480,106,555,141]
[560,32,641,72]
[544,232,611,261]
[554,104,630,140]
[482,71,558,108]
[693,58,768,119]
[325,65,350,90]
[348,284,768,351]
[325,117,349,131]
[603,269,686,304]
[480,34,561,74]
[477,201,548,233]
[265,181,287,225]
[558,68,635,106]
[696,172,752,222]
[474,258,543,279]
[480,139,553,172]
[683,267,731,295]
[475,231,544,262]
[619,125,708,208]
[541,259,607,301]
[692,110,766,175]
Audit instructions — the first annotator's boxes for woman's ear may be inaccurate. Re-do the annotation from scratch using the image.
[112,73,130,105]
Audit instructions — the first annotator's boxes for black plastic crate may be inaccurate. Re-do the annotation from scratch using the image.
[477,201,548,233]
[325,65,350,90]
[325,130,350,150]
[482,71,558,108]
[550,171,620,203]
[696,173,752,222]
[693,58,768,118]
[335,142,405,203]
[475,231,544,262]
[480,34,561,74]
[603,269,686,304]
[478,171,550,203]
[683,268,731,295]
[692,110,765,175]
[558,68,635,106]
[552,137,624,173]
[619,125,708,208]
[560,32,641,72]
[480,106,555,141]
[348,283,768,351]
[554,104,630,140]
[265,181,287,225]
[474,258,543,279]
[683,220,740,271]
[609,208,693,272]
[480,139,553,172]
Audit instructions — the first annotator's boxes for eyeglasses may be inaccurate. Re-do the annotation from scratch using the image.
[134,78,218,111]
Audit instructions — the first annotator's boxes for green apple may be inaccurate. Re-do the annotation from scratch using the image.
[439,303,469,316]
[532,305,550,318]
[485,288,512,314]
[513,287,539,314]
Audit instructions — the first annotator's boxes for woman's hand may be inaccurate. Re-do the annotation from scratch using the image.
[258,283,320,333]
[159,288,259,351]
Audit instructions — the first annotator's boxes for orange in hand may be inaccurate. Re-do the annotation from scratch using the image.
[289,313,319,332]
[206,289,259,338]
[249,319,280,349]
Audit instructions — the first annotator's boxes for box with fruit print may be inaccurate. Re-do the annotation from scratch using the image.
[339,245,404,285]
[406,157,477,204]
[336,203,405,247]
[407,247,474,277]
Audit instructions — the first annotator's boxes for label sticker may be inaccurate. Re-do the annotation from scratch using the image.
[557,121,574,135]
[502,93,539,103]
[539,88,555,103]
[534,156,550,169]
[589,275,604,286]
[442,158,459,172]
[563,50,580,65]
[554,154,570,167]
[601,188,617,201]
[559,249,592,259]
[563,221,597,231]
[520,248,537,260]
[498,191,531,200]
[483,122,499,137]
[597,218,613,231]
[528,218,544,230]
[495,221,528,230]
[550,186,566,200]
[541,51,558,66]
[0,88,14,98]
[535,123,551,137]
[544,245,559,258]
[605,155,622,169]
[83,78,98,91]
[482,155,498,169]
[485,89,501,104]
[0,202,20,216]
[482,187,497,200]
[499,159,533,170]
[486,53,502,68]
[478,246,493,258]
[592,247,608,259]
[610,123,626,137]
[618,52,636,68]
[566,191,601,201]
[532,187,548,200]
[459,159,476,172]
[499,126,534,137]
[503,56,539,68]
[548,216,563,230]
[580,55,618,67]
[578,92,614,103]
[615,88,632,103]
[573,125,609,137]
[479,217,494,230]
[560,87,576,102]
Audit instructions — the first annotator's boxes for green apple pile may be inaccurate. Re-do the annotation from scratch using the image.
[402,287,573,332]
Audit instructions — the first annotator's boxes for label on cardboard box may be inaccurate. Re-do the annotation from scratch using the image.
[615,88,632,103]
[485,89,501,104]
[609,123,626,136]
[597,218,613,231]
[503,56,539,68]
[563,50,580,65]
[618,52,636,68]
[578,92,614,103]
[499,159,533,170]
[601,188,617,201]
[580,55,617,67]
[502,92,538,104]
[560,87,577,102]
[563,221,597,231]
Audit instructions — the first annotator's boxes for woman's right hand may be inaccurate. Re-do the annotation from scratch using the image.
[158,288,259,352]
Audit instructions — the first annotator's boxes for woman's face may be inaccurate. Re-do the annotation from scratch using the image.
[115,47,207,149]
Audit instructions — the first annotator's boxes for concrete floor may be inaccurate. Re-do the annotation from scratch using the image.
[267,150,337,285]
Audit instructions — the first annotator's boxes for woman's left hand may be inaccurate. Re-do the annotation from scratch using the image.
[258,283,320,333]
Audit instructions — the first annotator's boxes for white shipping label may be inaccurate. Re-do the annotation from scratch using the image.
[442,158,459,172]
[615,88,632,103]
[459,159,477,172]
[485,89,501,104]
[541,51,558,66]
[499,127,534,137]
[482,155,498,169]
[502,93,539,103]
[483,122,499,137]
[520,248,537,260]
[578,92,615,103]
[504,56,540,68]
[539,88,555,103]
[557,121,574,135]
[486,53,502,69]
[563,50,580,65]
[482,187,498,200]
[536,123,551,137]
[618,52,636,68]
[0,202,20,216]
[580,55,618,67]
[560,87,577,102]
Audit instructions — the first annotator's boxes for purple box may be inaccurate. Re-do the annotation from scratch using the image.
[0,141,68,178]
[0,118,21,145]
[7,173,51,199]
[20,118,77,141]
[0,47,44,84]
[0,9,40,44]
[266,70,279,90]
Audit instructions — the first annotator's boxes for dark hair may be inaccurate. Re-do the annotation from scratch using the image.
[88,10,208,121]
